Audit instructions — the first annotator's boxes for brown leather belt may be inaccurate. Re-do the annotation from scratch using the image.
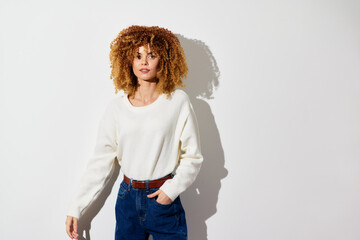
[123,174,173,189]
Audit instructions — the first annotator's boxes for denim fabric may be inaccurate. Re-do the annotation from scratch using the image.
[114,174,187,240]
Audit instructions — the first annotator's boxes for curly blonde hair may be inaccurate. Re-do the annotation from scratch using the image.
[109,25,188,98]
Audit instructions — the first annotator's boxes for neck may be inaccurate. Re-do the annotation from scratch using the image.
[133,79,160,100]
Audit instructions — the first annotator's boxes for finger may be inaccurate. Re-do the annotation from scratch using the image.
[72,231,79,239]
[147,190,159,198]
[65,218,72,238]
[72,218,78,239]
[73,218,78,233]
[73,231,79,240]
[66,224,72,239]
[66,220,73,239]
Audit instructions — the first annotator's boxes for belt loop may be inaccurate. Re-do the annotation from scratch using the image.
[146,180,149,190]
[129,178,133,190]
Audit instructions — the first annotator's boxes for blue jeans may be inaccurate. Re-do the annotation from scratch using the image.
[114,174,187,240]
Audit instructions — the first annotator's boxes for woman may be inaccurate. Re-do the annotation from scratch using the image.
[65,25,203,240]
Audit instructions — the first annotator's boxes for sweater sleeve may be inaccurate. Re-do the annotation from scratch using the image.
[159,101,203,201]
[66,100,118,219]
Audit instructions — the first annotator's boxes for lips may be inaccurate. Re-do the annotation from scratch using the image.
[140,68,150,73]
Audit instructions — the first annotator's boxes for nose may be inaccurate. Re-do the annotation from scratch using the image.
[141,57,148,65]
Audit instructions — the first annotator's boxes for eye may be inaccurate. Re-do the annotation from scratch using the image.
[136,55,141,59]
[149,55,156,59]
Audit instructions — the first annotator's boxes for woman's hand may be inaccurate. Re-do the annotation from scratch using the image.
[65,215,79,239]
[147,189,173,205]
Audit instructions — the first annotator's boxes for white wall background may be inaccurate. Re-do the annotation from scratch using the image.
[0,0,359,239]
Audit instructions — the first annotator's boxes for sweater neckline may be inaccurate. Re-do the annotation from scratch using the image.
[124,92,165,111]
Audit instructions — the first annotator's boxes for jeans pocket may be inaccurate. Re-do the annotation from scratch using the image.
[147,187,173,208]
[152,195,175,208]
[117,181,129,199]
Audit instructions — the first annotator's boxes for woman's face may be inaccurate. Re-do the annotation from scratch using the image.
[132,45,160,83]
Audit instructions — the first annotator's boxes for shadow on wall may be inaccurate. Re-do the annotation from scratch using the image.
[75,35,228,240]
[176,34,228,240]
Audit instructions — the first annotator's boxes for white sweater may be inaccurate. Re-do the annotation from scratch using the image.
[66,89,203,219]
